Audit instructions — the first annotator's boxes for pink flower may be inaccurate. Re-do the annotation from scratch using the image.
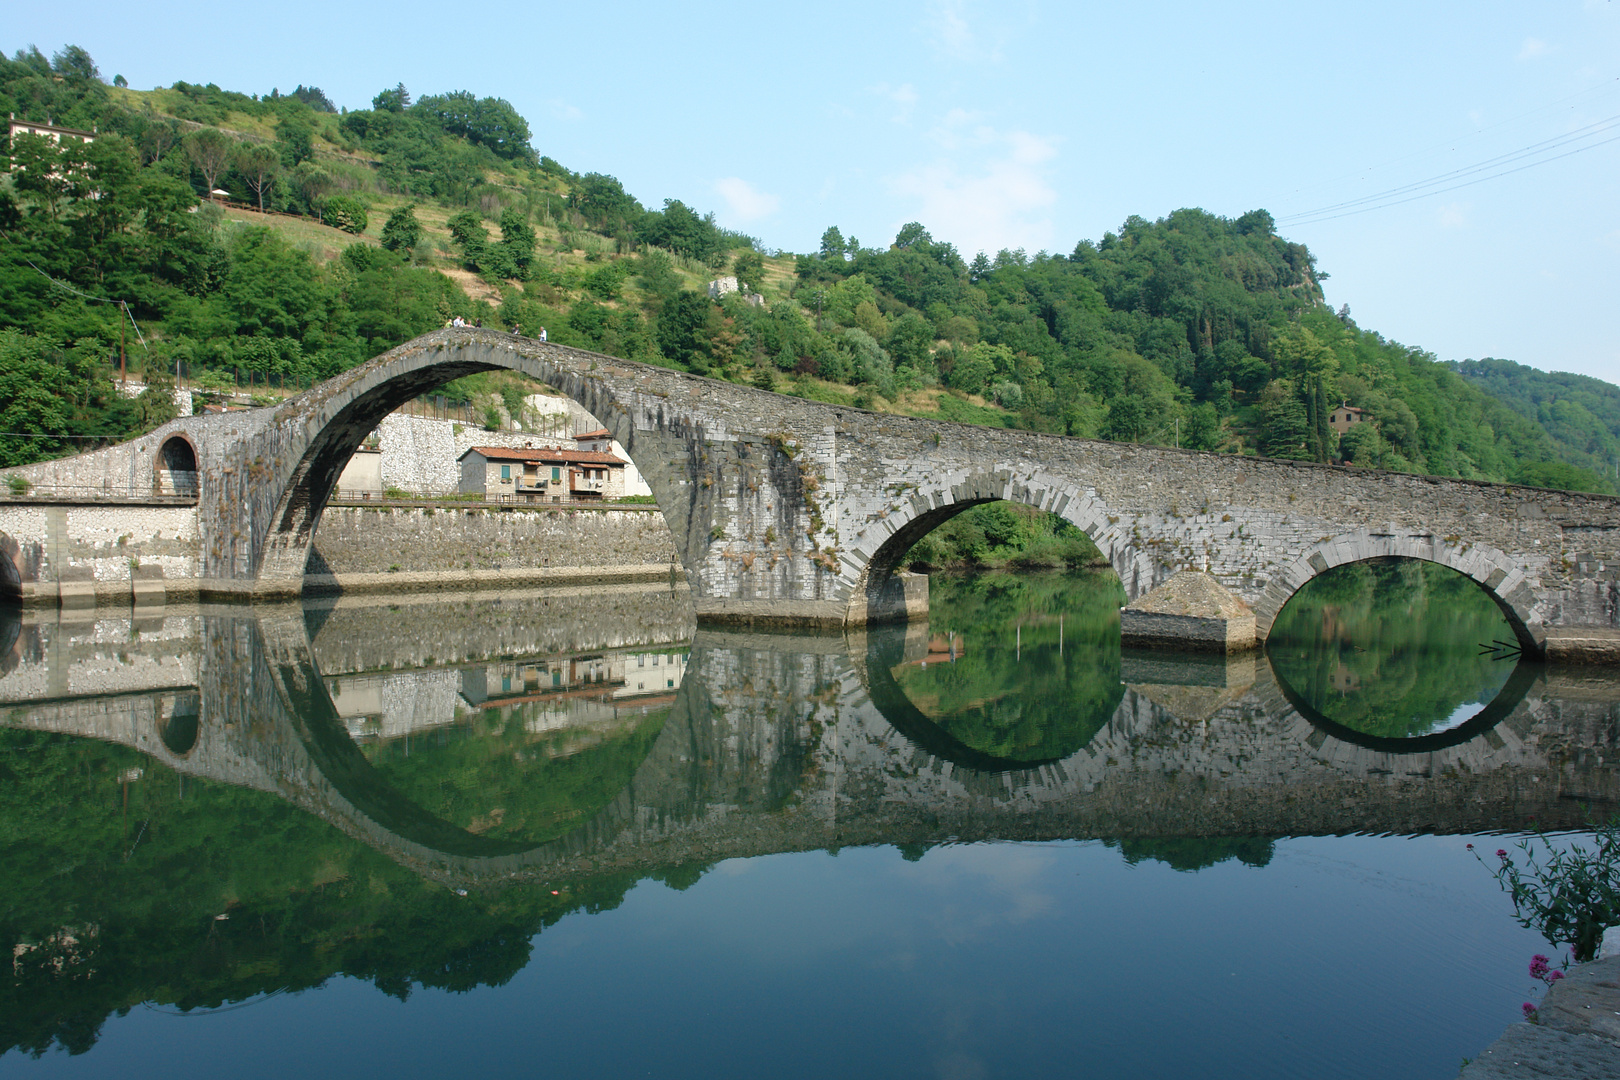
[1522,1002,1538,1019]
[1467,843,1474,849]
[1548,970,1564,982]
[1497,849,1509,859]
[1530,955,1551,979]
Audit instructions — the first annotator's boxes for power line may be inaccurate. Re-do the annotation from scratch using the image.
[1278,126,1620,228]
[0,227,149,352]
[1279,112,1620,222]
[1266,75,1620,208]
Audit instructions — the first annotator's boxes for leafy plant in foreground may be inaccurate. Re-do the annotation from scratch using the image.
[1473,818,1620,962]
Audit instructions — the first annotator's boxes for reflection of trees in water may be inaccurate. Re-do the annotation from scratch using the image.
[360,703,671,846]
[1266,558,1516,738]
[889,571,1126,763]
[1107,836,1275,872]
[0,727,709,1059]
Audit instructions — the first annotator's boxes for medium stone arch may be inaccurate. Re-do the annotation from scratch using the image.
[250,331,688,590]
[847,467,1152,614]
[1251,530,1544,654]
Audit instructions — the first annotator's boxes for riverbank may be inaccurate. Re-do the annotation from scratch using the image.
[1460,929,1620,1078]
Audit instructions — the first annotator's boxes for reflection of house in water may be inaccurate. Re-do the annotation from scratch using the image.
[903,633,967,669]
[328,650,688,758]
[1329,662,1361,693]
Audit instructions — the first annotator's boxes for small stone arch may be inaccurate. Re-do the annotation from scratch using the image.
[1251,530,1544,654]
[845,467,1150,618]
[153,435,199,497]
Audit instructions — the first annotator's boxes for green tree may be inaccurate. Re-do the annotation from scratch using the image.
[498,207,536,279]
[1102,397,1149,442]
[276,115,314,167]
[380,204,422,253]
[733,250,764,294]
[234,143,280,212]
[819,226,846,261]
[372,83,410,112]
[322,195,368,234]
[182,128,234,198]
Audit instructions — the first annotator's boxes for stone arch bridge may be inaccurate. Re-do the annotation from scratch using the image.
[2,328,1616,650]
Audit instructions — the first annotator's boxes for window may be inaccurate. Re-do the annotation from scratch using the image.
[501,465,511,480]
[552,467,561,482]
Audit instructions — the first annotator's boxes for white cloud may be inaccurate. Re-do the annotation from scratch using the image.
[870,82,920,123]
[1438,202,1469,228]
[925,0,1002,62]
[546,98,583,122]
[890,119,1059,256]
[1517,37,1552,61]
[714,177,781,224]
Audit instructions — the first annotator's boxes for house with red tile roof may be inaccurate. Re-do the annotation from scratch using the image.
[458,444,628,501]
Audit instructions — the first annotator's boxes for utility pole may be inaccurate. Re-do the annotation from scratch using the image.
[118,301,126,386]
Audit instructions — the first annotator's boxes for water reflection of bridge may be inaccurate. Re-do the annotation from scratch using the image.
[3,590,1617,890]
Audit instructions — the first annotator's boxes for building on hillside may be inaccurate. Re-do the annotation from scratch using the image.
[706,275,764,306]
[457,445,627,501]
[7,115,97,161]
[1329,402,1368,435]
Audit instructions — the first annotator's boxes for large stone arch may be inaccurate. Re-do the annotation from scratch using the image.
[1250,530,1544,653]
[248,332,694,590]
[845,467,1154,612]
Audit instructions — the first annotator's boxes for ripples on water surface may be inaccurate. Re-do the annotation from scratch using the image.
[1,568,1616,1079]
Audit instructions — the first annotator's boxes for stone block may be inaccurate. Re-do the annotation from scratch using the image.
[57,581,97,609]
[1120,571,1256,653]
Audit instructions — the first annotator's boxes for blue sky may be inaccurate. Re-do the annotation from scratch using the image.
[10,1,1620,382]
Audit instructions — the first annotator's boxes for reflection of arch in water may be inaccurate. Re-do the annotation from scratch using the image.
[860,625,1124,773]
[0,603,19,678]
[1268,654,1541,755]
[157,692,201,756]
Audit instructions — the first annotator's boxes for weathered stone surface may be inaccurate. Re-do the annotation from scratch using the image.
[1460,1023,1620,1079]
[1121,571,1256,652]
[1534,955,1620,1045]
[1545,627,1620,666]
[307,503,677,576]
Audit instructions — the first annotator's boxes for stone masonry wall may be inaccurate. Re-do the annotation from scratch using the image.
[307,503,678,576]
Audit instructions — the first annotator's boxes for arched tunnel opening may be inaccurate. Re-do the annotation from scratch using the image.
[1264,556,1536,745]
[155,436,198,497]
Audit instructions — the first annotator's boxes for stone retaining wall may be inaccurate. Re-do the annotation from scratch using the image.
[307,503,679,577]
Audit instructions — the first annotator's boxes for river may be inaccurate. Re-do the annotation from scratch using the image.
[1,562,1615,1078]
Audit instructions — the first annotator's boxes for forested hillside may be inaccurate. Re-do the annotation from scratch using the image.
[1452,357,1620,488]
[1,43,1614,495]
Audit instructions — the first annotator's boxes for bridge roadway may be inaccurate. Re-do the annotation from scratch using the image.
[1,328,1617,648]
[3,603,1616,890]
